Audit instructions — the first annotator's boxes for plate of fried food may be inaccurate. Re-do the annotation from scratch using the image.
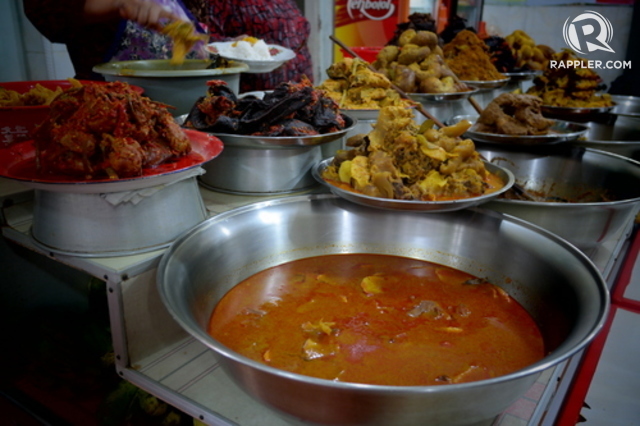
[0,81,223,193]
[312,105,514,212]
[448,93,588,146]
[525,49,615,119]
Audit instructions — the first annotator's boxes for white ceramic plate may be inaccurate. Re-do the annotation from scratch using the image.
[206,42,296,73]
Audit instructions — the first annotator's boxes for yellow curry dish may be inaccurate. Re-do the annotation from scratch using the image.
[317,58,415,110]
[321,105,505,201]
[526,49,613,108]
[161,21,209,65]
[0,79,82,107]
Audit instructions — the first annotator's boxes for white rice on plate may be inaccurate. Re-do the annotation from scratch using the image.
[218,40,273,61]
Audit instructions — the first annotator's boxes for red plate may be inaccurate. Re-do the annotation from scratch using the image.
[0,129,223,193]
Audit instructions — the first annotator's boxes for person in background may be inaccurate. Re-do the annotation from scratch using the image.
[191,0,313,92]
[23,0,208,80]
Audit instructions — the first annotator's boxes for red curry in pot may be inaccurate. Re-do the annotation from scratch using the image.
[208,254,545,386]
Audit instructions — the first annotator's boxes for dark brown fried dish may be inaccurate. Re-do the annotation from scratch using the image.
[474,93,555,136]
[184,77,346,136]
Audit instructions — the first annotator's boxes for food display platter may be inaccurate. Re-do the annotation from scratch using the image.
[0,129,224,193]
[449,115,588,146]
[206,42,296,73]
[460,78,510,90]
[503,70,542,82]
[408,88,479,102]
[312,158,514,212]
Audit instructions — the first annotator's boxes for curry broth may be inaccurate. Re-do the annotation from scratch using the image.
[208,254,544,386]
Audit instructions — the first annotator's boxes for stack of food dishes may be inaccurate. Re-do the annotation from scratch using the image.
[317,57,416,146]
[182,77,355,194]
[0,81,223,256]
[370,29,478,122]
[313,104,514,212]
[526,49,615,121]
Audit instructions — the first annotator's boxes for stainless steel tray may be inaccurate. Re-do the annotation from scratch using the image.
[449,115,589,146]
[312,157,514,212]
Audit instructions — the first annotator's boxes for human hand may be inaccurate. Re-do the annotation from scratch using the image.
[84,0,179,29]
[117,0,179,29]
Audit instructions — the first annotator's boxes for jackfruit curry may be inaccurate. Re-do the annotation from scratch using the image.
[208,254,545,386]
[318,58,414,109]
[321,106,505,201]
[161,21,208,65]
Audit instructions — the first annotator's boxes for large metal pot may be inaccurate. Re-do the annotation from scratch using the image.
[478,146,640,250]
[198,116,356,195]
[157,194,608,426]
[574,113,640,161]
[31,175,207,257]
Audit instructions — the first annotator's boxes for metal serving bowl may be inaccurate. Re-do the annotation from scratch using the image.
[157,194,608,426]
[478,146,640,250]
[574,114,640,160]
[93,59,249,116]
[198,115,356,195]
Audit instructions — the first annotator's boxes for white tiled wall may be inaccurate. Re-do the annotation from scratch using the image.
[1,0,75,82]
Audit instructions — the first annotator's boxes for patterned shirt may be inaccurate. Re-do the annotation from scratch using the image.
[23,0,207,80]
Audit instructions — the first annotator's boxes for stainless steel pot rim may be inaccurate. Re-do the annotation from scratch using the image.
[312,158,515,212]
[93,59,249,77]
[448,114,589,146]
[503,70,542,81]
[487,147,640,205]
[29,229,172,258]
[610,95,640,118]
[460,78,510,90]
[158,193,609,393]
[541,104,615,115]
[407,88,480,102]
[197,176,319,196]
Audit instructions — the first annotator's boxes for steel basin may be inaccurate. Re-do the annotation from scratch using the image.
[31,176,206,257]
[157,194,608,426]
[93,59,249,116]
[198,116,356,195]
[479,146,640,250]
[574,114,640,160]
